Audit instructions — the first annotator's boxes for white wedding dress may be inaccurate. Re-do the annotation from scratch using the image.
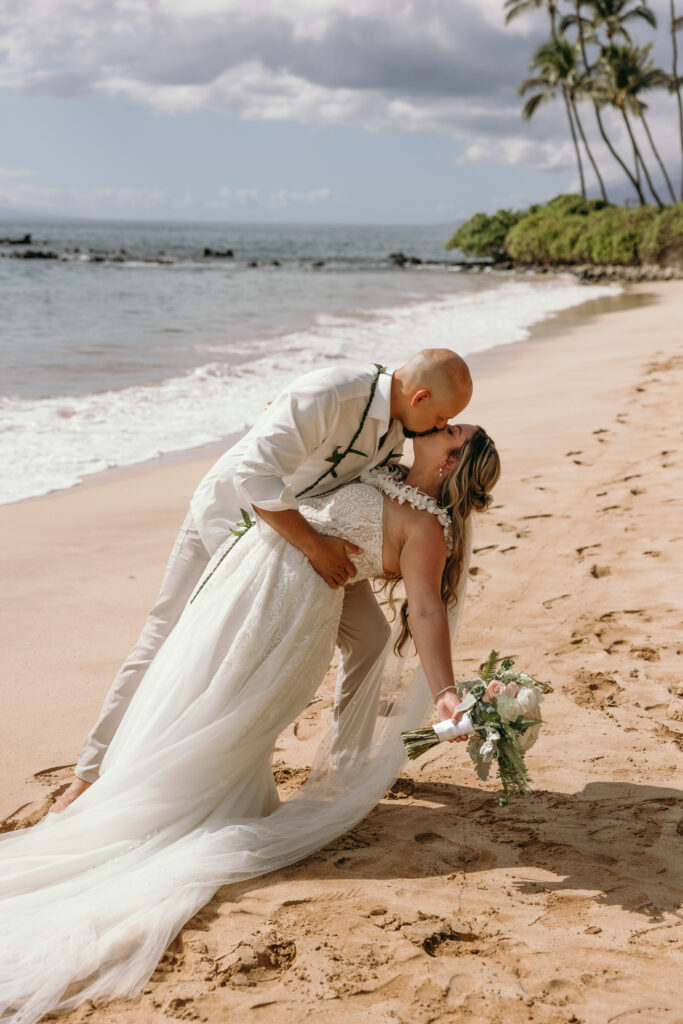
[0,472,471,1024]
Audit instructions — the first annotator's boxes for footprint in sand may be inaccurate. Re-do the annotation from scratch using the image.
[566,669,624,710]
[542,593,571,610]
[215,935,296,988]
[576,543,601,560]
[401,917,487,958]
[630,645,660,662]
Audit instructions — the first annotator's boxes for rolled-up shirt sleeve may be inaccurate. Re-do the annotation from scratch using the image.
[232,383,338,513]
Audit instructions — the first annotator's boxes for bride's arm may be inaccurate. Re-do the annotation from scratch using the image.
[399,520,466,738]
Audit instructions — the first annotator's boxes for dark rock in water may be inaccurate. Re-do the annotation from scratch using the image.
[247,260,258,267]
[0,233,31,245]
[271,259,281,266]
[8,249,59,259]
[203,247,234,258]
[89,255,106,262]
[312,260,325,268]
[388,252,422,266]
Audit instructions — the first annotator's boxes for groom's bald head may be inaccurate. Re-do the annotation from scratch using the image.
[392,349,472,435]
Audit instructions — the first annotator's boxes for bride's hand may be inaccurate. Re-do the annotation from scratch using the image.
[307,534,363,589]
[435,690,468,743]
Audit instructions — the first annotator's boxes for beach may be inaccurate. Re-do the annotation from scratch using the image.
[1,282,682,1023]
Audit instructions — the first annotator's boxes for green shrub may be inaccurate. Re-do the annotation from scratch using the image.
[544,194,607,217]
[447,194,680,267]
[445,208,524,261]
[504,194,660,266]
[640,204,683,266]
[575,206,656,265]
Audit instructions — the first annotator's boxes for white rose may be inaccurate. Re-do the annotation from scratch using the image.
[517,686,543,714]
[497,696,522,722]
[518,721,542,752]
[479,738,496,759]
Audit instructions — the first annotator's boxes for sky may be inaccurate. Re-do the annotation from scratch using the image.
[0,0,680,223]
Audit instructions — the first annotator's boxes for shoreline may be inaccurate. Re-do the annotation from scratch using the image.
[1,280,681,1023]
[3,279,652,511]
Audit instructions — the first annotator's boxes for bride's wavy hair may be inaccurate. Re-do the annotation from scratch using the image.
[383,426,501,655]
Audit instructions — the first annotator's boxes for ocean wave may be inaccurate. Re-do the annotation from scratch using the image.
[0,277,621,504]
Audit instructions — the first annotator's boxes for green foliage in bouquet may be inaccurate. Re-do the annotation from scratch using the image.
[401,650,550,806]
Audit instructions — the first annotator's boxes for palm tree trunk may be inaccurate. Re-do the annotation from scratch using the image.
[621,108,664,207]
[565,88,587,197]
[632,137,642,189]
[551,3,586,196]
[573,100,608,200]
[571,0,635,203]
[640,111,677,203]
[594,102,646,202]
[671,0,683,199]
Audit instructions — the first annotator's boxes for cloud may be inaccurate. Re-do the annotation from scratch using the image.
[0,0,678,188]
[0,167,333,217]
[214,185,333,210]
[0,167,168,214]
[0,0,540,120]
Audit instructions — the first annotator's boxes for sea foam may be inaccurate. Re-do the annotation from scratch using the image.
[0,276,620,505]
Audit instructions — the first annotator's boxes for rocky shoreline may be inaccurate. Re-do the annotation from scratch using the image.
[2,233,681,280]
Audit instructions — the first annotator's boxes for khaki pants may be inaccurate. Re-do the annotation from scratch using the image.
[75,510,391,782]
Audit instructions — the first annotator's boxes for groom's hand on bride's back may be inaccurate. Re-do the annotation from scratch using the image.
[307,534,363,589]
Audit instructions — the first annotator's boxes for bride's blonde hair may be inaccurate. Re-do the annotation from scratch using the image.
[384,426,501,655]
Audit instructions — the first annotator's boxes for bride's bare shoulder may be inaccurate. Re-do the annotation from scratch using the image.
[399,503,447,550]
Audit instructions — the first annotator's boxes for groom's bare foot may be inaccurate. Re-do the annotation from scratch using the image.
[49,776,93,814]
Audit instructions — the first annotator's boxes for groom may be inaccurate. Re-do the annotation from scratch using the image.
[53,349,472,813]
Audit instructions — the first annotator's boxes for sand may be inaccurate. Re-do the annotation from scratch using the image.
[1,282,681,1024]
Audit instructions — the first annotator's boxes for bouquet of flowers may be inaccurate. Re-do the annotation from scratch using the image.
[401,650,550,805]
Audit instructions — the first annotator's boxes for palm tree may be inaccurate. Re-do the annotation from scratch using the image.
[584,0,657,43]
[518,37,588,196]
[596,43,668,206]
[506,0,588,195]
[670,0,683,199]
[561,0,646,203]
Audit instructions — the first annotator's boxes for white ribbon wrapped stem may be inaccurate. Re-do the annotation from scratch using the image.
[433,712,475,741]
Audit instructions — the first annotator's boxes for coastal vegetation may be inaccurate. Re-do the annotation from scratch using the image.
[446,2,683,269]
[504,0,683,207]
[446,194,683,267]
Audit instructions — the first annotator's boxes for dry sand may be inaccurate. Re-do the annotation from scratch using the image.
[1,282,681,1024]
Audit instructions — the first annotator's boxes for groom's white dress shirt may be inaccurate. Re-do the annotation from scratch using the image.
[190,362,405,555]
[76,361,403,783]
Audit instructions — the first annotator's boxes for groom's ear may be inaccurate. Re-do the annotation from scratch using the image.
[410,388,431,407]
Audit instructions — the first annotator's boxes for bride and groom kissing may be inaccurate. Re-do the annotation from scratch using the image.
[0,348,500,1024]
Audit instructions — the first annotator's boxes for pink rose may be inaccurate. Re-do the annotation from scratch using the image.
[504,682,520,698]
[482,680,504,704]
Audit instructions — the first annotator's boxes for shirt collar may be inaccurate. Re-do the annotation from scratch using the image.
[367,365,394,431]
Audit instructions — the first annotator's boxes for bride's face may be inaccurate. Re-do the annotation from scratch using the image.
[412,422,478,473]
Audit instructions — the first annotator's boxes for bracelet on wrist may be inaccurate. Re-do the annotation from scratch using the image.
[434,685,457,702]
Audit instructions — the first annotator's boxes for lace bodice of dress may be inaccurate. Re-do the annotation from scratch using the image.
[300,482,385,581]
[299,465,453,583]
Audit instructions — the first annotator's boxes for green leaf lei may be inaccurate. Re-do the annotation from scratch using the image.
[189,363,389,604]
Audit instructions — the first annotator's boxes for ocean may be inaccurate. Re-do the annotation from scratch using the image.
[0,219,621,505]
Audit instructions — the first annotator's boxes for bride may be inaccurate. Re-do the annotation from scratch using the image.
[0,421,500,1024]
